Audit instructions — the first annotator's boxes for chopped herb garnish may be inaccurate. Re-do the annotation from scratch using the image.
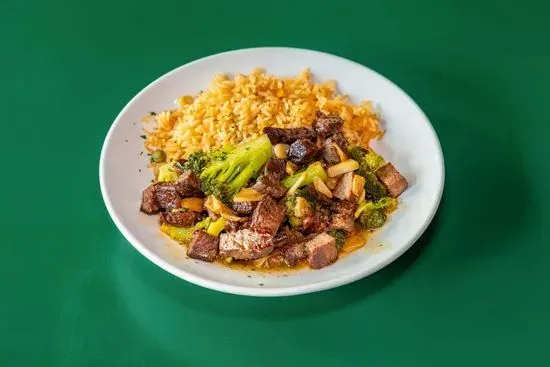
[149,111,157,116]
[140,135,146,139]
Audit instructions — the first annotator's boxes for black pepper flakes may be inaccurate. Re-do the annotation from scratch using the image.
[140,135,146,139]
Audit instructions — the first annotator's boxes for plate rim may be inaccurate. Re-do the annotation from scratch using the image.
[99,46,445,297]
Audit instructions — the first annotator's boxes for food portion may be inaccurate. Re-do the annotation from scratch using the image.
[139,70,408,270]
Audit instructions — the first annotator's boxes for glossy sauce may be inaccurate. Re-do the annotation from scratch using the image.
[217,229,372,272]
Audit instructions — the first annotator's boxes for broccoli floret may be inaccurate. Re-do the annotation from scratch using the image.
[328,230,346,250]
[348,145,386,176]
[363,171,388,201]
[357,209,387,230]
[283,189,316,228]
[182,150,210,175]
[160,217,212,244]
[282,162,328,189]
[199,134,272,203]
[355,197,397,231]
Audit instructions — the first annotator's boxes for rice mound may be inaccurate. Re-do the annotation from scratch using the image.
[144,68,382,160]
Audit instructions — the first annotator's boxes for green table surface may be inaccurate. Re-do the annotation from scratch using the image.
[2,0,550,365]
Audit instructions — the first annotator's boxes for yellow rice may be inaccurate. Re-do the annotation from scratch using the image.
[143,68,382,161]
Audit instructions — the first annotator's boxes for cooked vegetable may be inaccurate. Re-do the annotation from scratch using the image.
[284,189,316,228]
[273,144,289,159]
[182,150,210,175]
[200,134,273,203]
[327,159,359,177]
[351,174,366,197]
[283,162,328,189]
[313,176,333,198]
[180,197,205,212]
[151,149,166,163]
[348,146,386,176]
[207,217,227,236]
[160,217,211,243]
[233,188,264,202]
[286,172,307,197]
[357,209,386,230]
[355,197,398,218]
[328,230,346,250]
[285,161,298,175]
[363,172,388,201]
[294,197,310,218]
[157,162,179,182]
[325,176,338,190]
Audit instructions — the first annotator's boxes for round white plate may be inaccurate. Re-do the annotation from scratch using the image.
[100,47,444,297]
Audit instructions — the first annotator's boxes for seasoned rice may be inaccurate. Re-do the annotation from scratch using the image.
[143,68,382,161]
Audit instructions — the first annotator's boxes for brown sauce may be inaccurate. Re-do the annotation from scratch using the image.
[215,229,372,272]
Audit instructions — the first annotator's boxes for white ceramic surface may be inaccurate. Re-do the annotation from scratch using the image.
[99,47,444,297]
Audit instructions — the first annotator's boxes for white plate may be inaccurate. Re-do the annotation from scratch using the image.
[99,47,444,297]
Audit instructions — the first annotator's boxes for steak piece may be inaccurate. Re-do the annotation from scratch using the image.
[322,138,341,165]
[224,218,251,232]
[263,158,286,180]
[330,132,349,151]
[250,196,286,235]
[231,201,258,215]
[160,210,197,227]
[219,229,274,260]
[173,170,201,197]
[140,184,160,214]
[153,183,181,211]
[330,200,357,232]
[305,232,338,269]
[287,139,319,165]
[313,111,343,137]
[333,172,355,201]
[264,127,316,145]
[303,184,332,206]
[281,242,309,267]
[376,163,408,197]
[302,207,330,234]
[187,230,219,262]
[252,174,287,200]
[273,226,305,248]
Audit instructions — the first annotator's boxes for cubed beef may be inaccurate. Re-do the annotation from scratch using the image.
[219,229,274,260]
[264,127,316,145]
[322,138,341,165]
[376,163,408,197]
[173,170,201,197]
[330,132,349,151]
[250,196,286,235]
[273,226,305,248]
[252,174,287,200]
[160,210,197,227]
[140,184,160,214]
[302,207,330,234]
[187,230,219,262]
[265,252,285,268]
[313,111,343,137]
[281,242,309,267]
[305,232,338,269]
[263,158,286,180]
[154,183,181,211]
[333,172,355,200]
[224,218,250,232]
[231,201,258,215]
[330,200,357,232]
[207,209,220,221]
[303,184,333,206]
[287,139,319,165]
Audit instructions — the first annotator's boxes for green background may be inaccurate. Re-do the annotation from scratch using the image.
[2,0,549,365]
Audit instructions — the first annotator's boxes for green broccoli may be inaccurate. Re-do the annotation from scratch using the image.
[357,209,387,230]
[348,145,386,176]
[283,189,316,228]
[328,230,346,250]
[182,150,210,175]
[282,162,328,189]
[199,134,273,203]
[160,217,212,244]
[355,197,397,231]
[363,171,388,201]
